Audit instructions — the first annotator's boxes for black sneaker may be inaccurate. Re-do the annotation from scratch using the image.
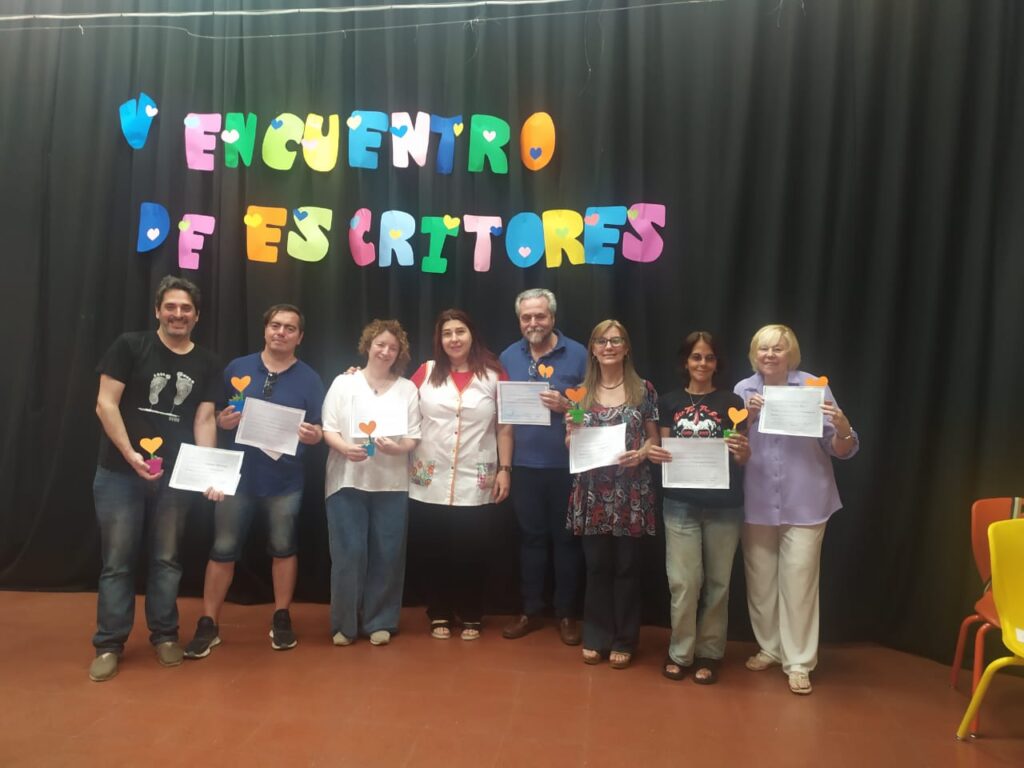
[183,616,221,659]
[270,608,297,650]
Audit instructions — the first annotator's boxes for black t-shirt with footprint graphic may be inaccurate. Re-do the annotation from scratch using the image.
[96,331,221,473]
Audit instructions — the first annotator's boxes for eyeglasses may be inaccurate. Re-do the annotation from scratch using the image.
[527,359,538,380]
[263,372,279,397]
[593,337,625,348]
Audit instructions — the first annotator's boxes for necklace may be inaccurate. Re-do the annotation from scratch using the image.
[685,387,711,409]
[599,379,624,389]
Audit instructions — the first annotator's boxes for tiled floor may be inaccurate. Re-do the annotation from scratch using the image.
[1,591,1022,767]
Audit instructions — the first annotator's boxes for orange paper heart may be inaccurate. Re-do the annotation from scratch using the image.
[537,364,554,379]
[358,421,377,436]
[727,407,748,427]
[805,375,829,387]
[230,375,251,392]
[139,437,163,455]
[565,386,587,403]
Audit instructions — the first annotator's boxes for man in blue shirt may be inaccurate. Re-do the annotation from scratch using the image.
[499,289,588,645]
[184,304,325,658]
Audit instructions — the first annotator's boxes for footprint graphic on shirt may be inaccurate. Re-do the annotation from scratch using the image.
[173,372,195,406]
[149,373,171,405]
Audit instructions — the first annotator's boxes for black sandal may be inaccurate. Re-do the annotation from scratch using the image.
[693,657,719,685]
[662,655,688,681]
[430,620,451,640]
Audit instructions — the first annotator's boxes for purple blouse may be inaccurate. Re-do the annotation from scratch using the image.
[734,371,859,526]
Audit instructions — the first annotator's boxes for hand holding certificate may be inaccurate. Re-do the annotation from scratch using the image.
[569,423,626,473]
[661,437,730,489]
[498,381,551,425]
[235,397,306,456]
[169,443,244,495]
[760,386,825,437]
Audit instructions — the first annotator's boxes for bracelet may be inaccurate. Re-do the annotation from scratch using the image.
[836,432,854,441]
[498,465,512,474]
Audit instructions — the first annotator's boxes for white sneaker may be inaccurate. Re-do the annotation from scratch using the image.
[332,632,353,646]
[369,630,391,646]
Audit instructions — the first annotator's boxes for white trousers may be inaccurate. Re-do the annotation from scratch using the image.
[742,522,826,674]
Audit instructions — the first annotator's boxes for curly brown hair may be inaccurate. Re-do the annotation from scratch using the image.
[357,319,412,375]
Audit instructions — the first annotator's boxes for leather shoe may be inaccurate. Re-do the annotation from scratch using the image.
[559,617,581,646]
[502,614,543,639]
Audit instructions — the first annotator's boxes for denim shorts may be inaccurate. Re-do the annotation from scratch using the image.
[210,490,302,561]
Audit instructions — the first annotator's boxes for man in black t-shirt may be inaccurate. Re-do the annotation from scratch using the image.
[89,276,221,682]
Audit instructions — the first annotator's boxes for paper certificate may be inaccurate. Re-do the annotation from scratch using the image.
[569,423,627,474]
[760,386,825,438]
[497,381,551,425]
[169,443,244,495]
[348,395,409,438]
[235,397,305,456]
[661,437,729,489]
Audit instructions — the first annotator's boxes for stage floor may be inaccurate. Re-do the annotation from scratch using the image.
[1,591,1021,767]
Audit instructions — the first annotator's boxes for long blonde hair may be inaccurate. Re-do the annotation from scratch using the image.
[579,319,645,409]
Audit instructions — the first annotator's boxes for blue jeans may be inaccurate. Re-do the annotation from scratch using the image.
[326,488,409,638]
[511,468,583,618]
[663,498,742,665]
[92,466,194,654]
[210,490,302,561]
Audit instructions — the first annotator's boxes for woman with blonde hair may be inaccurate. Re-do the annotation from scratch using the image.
[734,324,858,694]
[567,319,660,669]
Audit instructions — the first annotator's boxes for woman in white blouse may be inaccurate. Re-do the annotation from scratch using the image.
[322,320,422,647]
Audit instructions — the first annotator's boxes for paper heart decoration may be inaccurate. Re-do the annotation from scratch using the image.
[727,407,749,428]
[518,246,531,258]
[627,208,639,220]
[183,115,200,128]
[490,225,503,236]
[358,421,377,436]
[145,105,159,118]
[584,213,600,226]
[442,215,460,230]
[805,375,829,387]
[294,209,308,221]
[243,213,263,228]
[139,437,163,455]
[146,227,161,241]
[482,129,497,142]
[390,125,409,138]
[177,220,190,231]
[555,227,569,238]
[350,215,360,229]
[301,138,318,149]
[453,122,464,136]
[307,114,324,128]
[230,376,251,392]
[565,386,587,403]
[220,129,239,144]
[270,117,284,130]
[388,228,402,239]
[529,147,542,159]
[346,114,362,130]
[537,364,554,378]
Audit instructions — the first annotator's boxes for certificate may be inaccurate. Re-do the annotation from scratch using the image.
[569,423,626,474]
[760,386,824,437]
[169,443,244,495]
[348,395,409,438]
[235,397,305,456]
[497,381,551,425]
[661,437,729,489]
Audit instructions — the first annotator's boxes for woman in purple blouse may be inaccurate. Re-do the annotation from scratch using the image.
[734,324,858,695]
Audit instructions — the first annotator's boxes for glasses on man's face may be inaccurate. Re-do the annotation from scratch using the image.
[263,372,280,397]
[594,337,625,348]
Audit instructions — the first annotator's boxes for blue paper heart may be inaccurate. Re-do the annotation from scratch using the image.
[529,147,542,160]
[490,226,503,236]
[390,125,409,138]
[350,215,360,229]
[271,118,284,130]
[294,209,308,221]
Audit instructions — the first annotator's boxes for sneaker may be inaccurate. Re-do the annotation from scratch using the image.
[270,608,297,650]
[745,650,780,671]
[183,616,221,659]
[332,631,353,646]
[155,641,184,667]
[89,652,119,682]
[369,630,391,646]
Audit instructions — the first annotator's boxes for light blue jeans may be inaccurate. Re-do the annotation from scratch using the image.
[326,488,409,638]
[92,466,194,654]
[663,498,742,665]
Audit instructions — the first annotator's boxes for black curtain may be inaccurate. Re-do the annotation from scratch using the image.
[2,0,1022,663]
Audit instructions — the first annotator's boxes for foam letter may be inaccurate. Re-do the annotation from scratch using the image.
[419,216,459,275]
[347,111,388,170]
[429,114,462,175]
[348,208,375,267]
[287,207,333,263]
[119,92,158,150]
[245,206,288,263]
[583,206,627,265]
[463,215,503,272]
[622,203,666,263]
[378,210,416,267]
[137,202,169,253]
[177,214,216,270]
[222,112,257,168]
[390,112,431,169]
[302,114,340,172]
[542,210,584,268]
[184,113,222,171]
[468,115,510,174]
[520,112,555,171]
[504,212,544,268]
[261,113,304,171]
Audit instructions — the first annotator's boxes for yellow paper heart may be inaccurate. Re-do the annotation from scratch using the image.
[727,407,749,427]
[537,364,554,378]
[388,229,402,239]
[139,437,163,455]
[442,215,460,230]
[805,375,829,387]
[358,421,377,436]
[230,375,251,392]
[453,122,464,136]
[565,386,587,403]
[243,213,263,228]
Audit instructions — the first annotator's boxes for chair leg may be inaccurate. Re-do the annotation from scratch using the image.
[956,656,1024,740]
[951,614,981,687]
[970,623,993,732]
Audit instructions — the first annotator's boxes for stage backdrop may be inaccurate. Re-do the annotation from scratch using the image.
[2,0,1022,663]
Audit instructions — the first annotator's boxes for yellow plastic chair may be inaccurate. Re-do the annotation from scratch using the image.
[955,518,1024,740]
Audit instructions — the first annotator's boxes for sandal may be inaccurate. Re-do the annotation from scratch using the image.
[662,655,688,681]
[609,651,632,670]
[582,648,603,665]
[430,620,451,640]
[461,622,482,641]
[692,657,719,685]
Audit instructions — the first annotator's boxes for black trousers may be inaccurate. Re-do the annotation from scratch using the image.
[580,534,643,653]
[414,500,491,624]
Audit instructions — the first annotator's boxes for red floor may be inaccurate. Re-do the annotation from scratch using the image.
[1,591,1022,767]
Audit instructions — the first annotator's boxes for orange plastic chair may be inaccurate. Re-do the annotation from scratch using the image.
[955,518,1024,740]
